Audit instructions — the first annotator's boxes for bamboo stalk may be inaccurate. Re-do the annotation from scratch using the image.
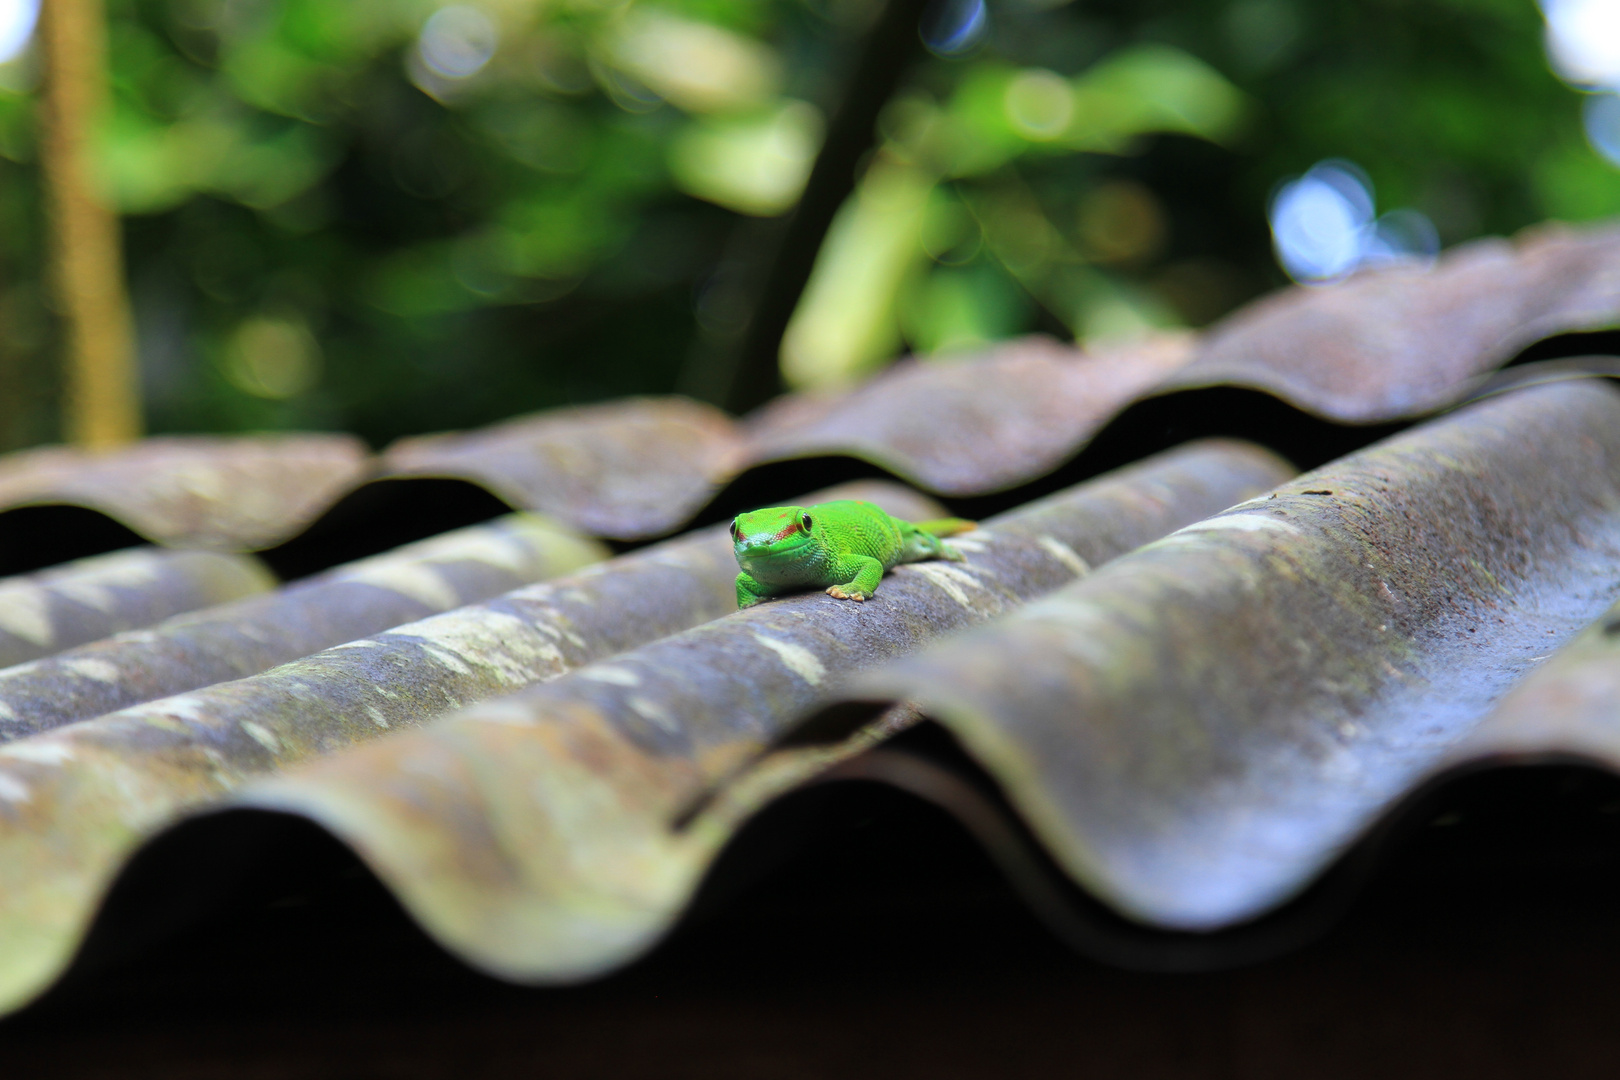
[38,0,140,448]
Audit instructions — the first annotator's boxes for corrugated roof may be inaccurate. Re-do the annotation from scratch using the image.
[0,547,273,669]
[0,220,1616,565]
[0,512,607,739]
[0,433,370,553]
[0,220,1617,1016]
[840,380,1620,933]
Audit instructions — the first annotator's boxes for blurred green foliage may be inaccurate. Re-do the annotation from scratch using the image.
[0,0,1604,448]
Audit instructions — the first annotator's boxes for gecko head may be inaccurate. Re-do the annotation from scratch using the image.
[731,506,817,564]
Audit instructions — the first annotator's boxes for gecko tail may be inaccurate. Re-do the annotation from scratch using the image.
[913,517,978,538]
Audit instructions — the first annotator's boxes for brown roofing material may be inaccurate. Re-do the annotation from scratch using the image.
[0,221,1607,1010]
[0,221,1615,550]
[825,379,1620,937]
[379,397,741,541]
[0,514,608,741]
[0,482,954,1013]
[1436,595,1620,772]
[736,334,1196,495]
[0,548,274,669]
[212,441,1290,988]
[1167,221,1620,420]
[0,434,371,551]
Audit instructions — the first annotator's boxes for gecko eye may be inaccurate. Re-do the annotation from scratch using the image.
[729,518,740,539]
[800,512,813,531]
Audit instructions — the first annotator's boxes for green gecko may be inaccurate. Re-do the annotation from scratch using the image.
[731,500,977,609]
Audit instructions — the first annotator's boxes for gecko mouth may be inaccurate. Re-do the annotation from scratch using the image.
[737,537,814,562]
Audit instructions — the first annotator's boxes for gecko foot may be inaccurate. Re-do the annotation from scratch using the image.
[826,585,868,601]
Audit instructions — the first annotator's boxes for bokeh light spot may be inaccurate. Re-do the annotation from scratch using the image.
[1269,161,1375,282]
[224,315,322,400]
[1272,182,1367,280]
[1004,69,1074,140]
[1542,0,1620,89]
[921,0,988,58]
[1078,180,1166,264]
[1363,207,1440,266]
[0,0,38,66]
[418,6,498,82]
[1584,92,1620,166]
[1269,160,1438,283]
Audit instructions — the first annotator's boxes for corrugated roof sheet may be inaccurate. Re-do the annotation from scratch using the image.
[0,547,273,668]
[0,434,370,552]
[0,512,608,739]
[0,218,1617,1015]
[1167,221,1620,419]
[0,450,1284,1008]
[1,220,1616,560]
[231,441,1287,986]
[840,380,1620,933]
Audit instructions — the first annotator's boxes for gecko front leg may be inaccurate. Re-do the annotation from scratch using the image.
[825,554,885,601]
[736,571,775,609]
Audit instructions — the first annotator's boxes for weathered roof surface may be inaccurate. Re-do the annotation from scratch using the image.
[1167,221,1620,420]
[0,481,933,1004]
[0,221,1616,553]
[0,512,608,741]
[0,219,1616,1017]
[378,397,742,541]
[229,441,1286,985]
[0,453,1281,1010]
[0,434,371,552]
[1448,599,1620,766]
[834,380,1620,933]
[0,547,274,669]
[736,334,1196,496]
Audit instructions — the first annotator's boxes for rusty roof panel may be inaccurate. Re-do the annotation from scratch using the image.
[0,222,1610,1016]
[0,481,951,1012]
[738,335,1195,495]
[378,397,741,541]
[214,440,1290,985]
[1436,596,1620,770]
[366,221,1620,525]
[832,379,1620,934]
[0,514,608,741]
[0,548,274,669]
[0,435,372,552]
[0,225,1614,556]
[1173,223,1620,421]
